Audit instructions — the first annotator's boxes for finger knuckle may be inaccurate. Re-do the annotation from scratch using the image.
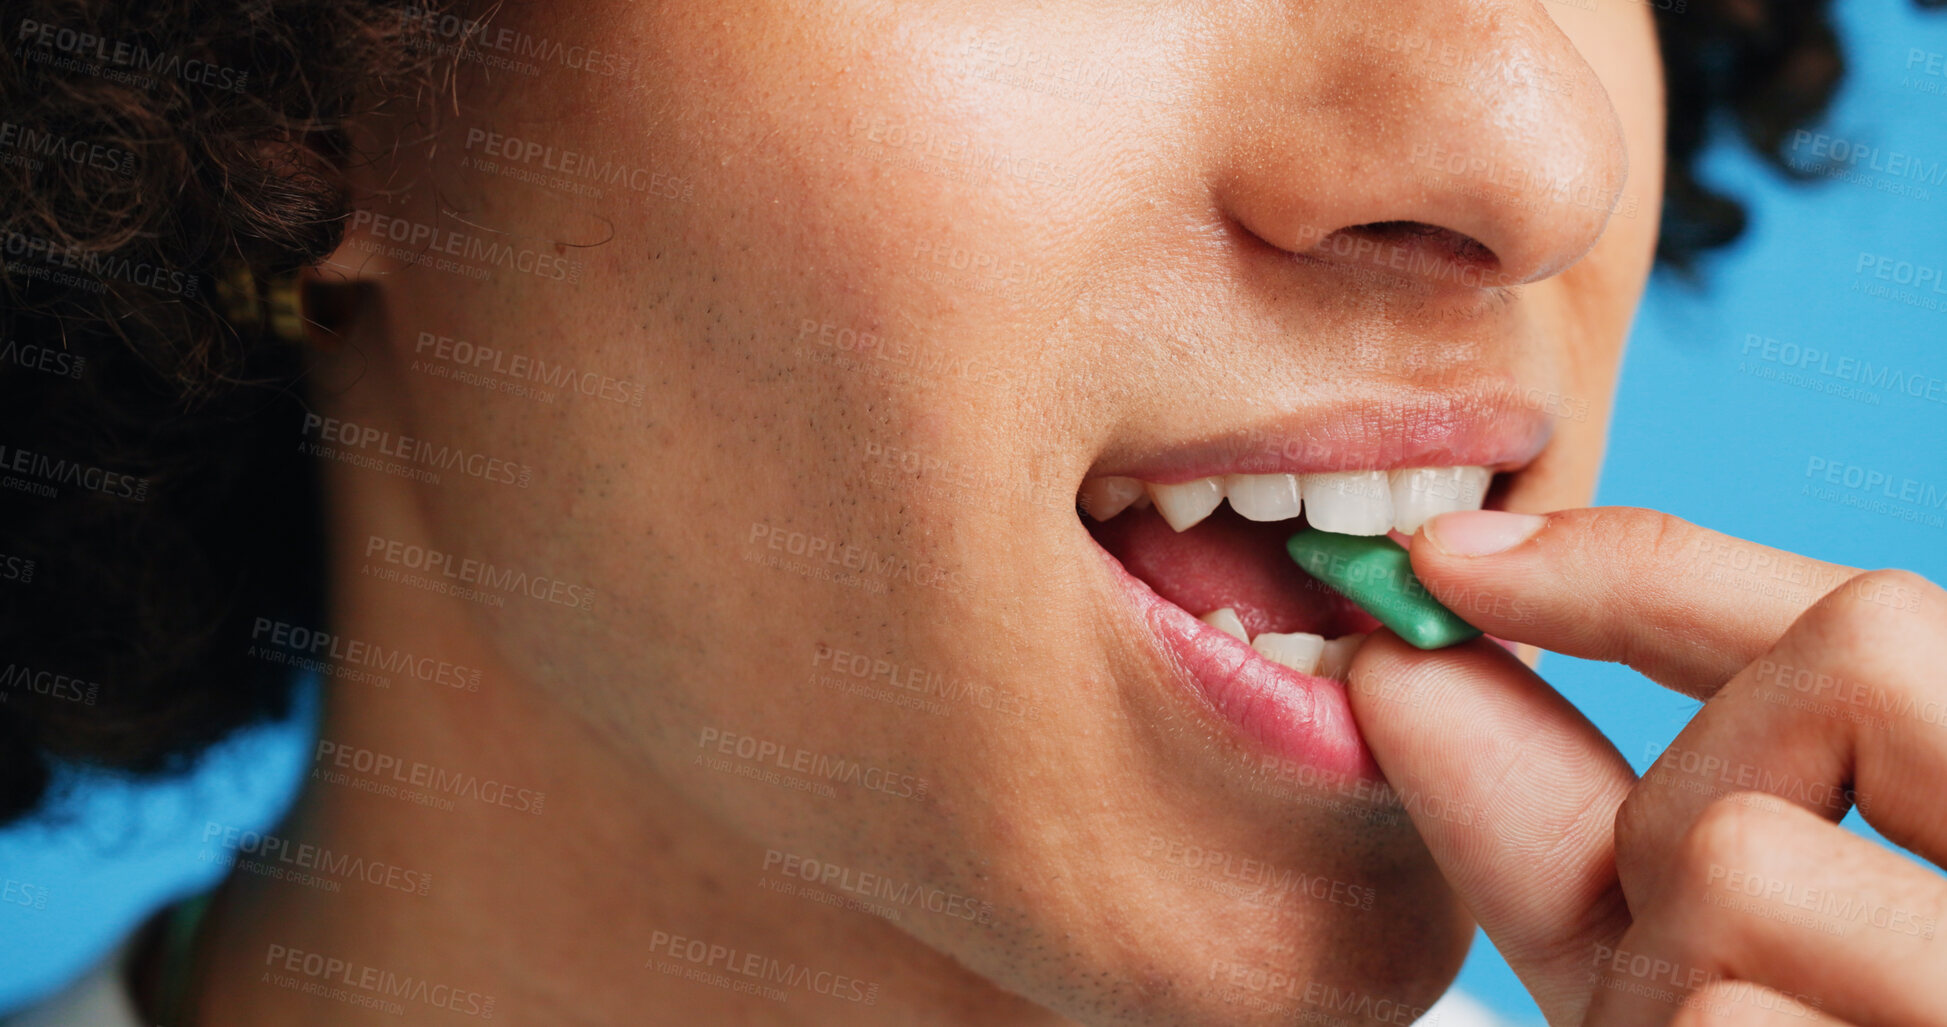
[1796,568,1935,662]
[1834,567,1940,617]
[1672,794,1782,899]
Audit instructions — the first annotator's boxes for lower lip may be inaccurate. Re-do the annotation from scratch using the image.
[1095,545,1381,781]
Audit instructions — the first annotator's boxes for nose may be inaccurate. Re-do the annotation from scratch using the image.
[1210,1,1629,287]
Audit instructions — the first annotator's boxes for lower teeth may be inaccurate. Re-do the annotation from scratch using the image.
[1198,607,1365,681]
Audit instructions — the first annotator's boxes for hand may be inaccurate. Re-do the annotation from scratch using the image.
[1346,506,1947,1026]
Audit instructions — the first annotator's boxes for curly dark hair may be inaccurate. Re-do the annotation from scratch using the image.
[1656,0,1946,267]
[0,0,1914,825]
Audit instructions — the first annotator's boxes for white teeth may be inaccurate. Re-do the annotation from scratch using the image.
[1389,466,1491,535]
[1079,466,1495,536]
[1300,471,1393,535]
[1223,473,1303,522]
[1199,607,1249,642]
[1316,634,1367,681]
[1251,631,1325,675]
[1079,476,1146,521]
[1194,611,1354,681]
[1148,477,1224,532]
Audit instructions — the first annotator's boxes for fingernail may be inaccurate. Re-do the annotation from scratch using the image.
[1423,510,1545,557]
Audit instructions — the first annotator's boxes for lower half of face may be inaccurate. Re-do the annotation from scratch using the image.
[329,0,1664,1020]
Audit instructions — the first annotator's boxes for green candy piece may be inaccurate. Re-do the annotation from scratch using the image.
[1285,529,1483,650]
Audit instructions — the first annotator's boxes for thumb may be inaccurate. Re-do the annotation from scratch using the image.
[1347,632,1635,1026]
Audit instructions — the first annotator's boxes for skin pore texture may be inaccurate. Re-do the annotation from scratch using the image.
[188,2,1666,1024]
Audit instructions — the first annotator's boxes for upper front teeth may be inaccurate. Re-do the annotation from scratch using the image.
[1223,473,1302,521]
[1303,470,1392,535]
[1390,466,1490,534]
[1081,467,1492,535]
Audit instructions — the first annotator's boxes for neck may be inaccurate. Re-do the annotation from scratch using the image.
[188,433,1064,1026]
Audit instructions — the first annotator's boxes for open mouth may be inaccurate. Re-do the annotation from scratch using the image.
[1080,465,1506,775]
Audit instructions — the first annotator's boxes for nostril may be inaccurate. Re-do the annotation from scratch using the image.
[1311,220,1502,278]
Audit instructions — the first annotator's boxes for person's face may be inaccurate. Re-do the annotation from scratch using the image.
[324,0,1662,1021]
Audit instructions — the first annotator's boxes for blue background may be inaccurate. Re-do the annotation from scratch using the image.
[3,0,1945,1018]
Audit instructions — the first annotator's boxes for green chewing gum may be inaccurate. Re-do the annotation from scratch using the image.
[1285,529,1482,650]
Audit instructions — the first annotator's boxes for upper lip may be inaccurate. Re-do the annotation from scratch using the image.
[1083,385,1554,484]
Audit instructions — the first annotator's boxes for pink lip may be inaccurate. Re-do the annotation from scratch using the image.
[1095,543,1381,781]
[1089,388,1553,483]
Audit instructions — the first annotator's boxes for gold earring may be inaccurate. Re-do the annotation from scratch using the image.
[215,263,306,345]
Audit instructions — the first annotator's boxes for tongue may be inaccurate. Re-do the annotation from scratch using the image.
[1087,505,1379,639]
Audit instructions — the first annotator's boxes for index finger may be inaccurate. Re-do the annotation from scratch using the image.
[1408,507,1877,698]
